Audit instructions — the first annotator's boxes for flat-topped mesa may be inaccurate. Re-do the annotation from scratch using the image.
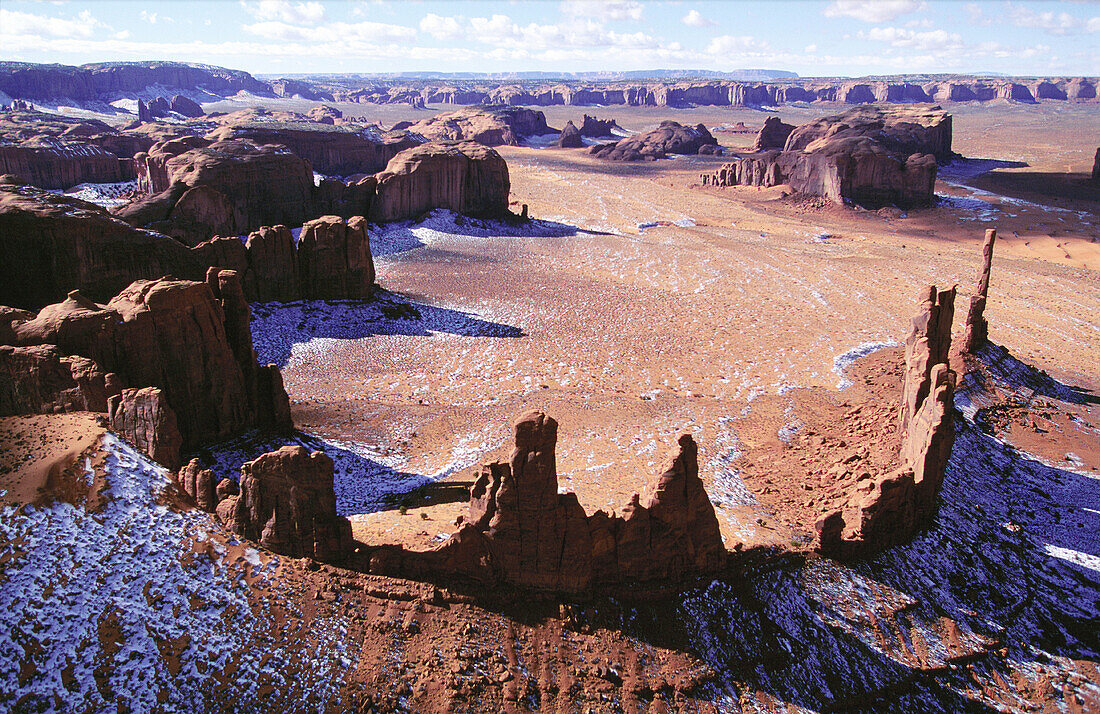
[817,285,957,558]
[217,445,353,563]
[702,105,949,209]
[369,141,511,223]
[961,229,998,353]
[0,275,293,468]
[390,411,726,593]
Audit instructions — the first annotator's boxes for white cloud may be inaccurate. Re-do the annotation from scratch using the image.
[0,8,107,38]
[242,19,415,43]
[242,0,325,25]
[138,10,172,25]
[462,14,659,51]
[559,1,643,22]
[1007,4,1098,35]
[706,35,771,56]
[824,1,926,24]
[419,13,464,40]
[863,26,963,52]
[682,10,716,28]
[805,44,818,53]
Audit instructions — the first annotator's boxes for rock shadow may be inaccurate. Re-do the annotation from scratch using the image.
[937,157,1030,183]
[965,342,1099,406]
[186,429,438,516]
[249,289,525,368]
[369,210,584,257]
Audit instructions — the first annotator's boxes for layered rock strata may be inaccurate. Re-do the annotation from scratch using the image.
[217,445,353,563]
[817,285,957,557]
[702,105,948,209]
[961,229,997,353]
[108,387,183,469]
[383,411,726,593]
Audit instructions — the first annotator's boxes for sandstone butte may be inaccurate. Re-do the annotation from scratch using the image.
[589,120,721,161]
[702,104,951,209]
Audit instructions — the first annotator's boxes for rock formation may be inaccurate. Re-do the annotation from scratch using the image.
[0,277,293,460]
[0,343,118,416]
[555,121,583,148]
[0,139,129,189]
[752,116,795,151]
[176,458,218,512]
[370,141,511,223]
[590,121,719,161]
[385,411,726,593]
[403,106,552,146]
[579,115,620,137]
[817,285,956,558]
[702,105,948,209]
[0,183,204,310]
[192,216,376,303]
[217,445,353,563]
[108,387,183,469]
[122,138,316,245]
[961,229,997,353]
[1093,147,1099,181]
[169,95,204,118]
[297,215,375,299]
[208,121,421,175]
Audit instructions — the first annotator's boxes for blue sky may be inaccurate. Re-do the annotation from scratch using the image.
[1,1,1097,77]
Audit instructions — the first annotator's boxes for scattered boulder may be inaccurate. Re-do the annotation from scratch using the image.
[393,411,726,593]
[961,229,997,352]
[217,445,353,563]
[555,121,583,148]
[589,121,719,161]
[752,116,795,151]
[370,141,510,223]
[108,386,183,469]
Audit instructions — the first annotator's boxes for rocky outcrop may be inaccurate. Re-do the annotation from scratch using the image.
[306,105,342,124]
[1093,147,1100,181]
[370,141,510,222]
[122,138,316,245]
[0,343,118,416]
[817,285,957,558]
[176,458,218,512]
[589,121,719,161]
[580,115,620,137]
[170,95,204,118]
[108,386,183,469]
[192,216,376,303]
[386,411,726,593]
[297,215,375,299]
[752,116,795,151]
[0,184,204,311]
[555,121,583,148]
[217,445,353,563]
[961,229,997,353]
[208,121,421,175]
[702,106,948,209]
[2,277,293,455]
[404,106,552,146]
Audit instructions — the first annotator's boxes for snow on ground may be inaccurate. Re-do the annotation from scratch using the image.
[368,209,579,257]
[0,434,356,711]
[50,180,139,209]
[832,341,899,389]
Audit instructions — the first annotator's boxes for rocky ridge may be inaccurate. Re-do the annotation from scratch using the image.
[590,120,720,161]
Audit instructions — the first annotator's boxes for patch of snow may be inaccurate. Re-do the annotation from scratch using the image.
[832,340,899,389]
